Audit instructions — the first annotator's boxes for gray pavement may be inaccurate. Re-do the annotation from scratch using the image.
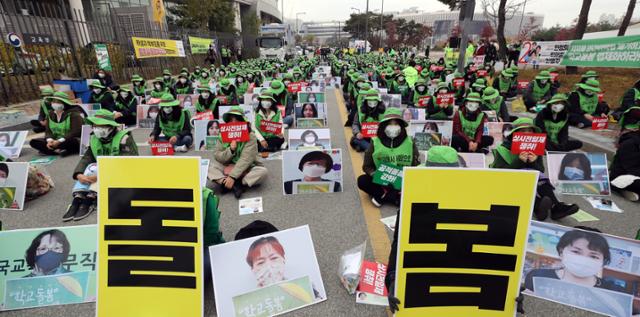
[1,87,639,317]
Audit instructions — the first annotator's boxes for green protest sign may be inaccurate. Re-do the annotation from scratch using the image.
[372,163,403,190]
[94,44,112,71]
[232,276,314,317]
[4,271,91,309]
[560,35,640,68]
[189,36,215,55]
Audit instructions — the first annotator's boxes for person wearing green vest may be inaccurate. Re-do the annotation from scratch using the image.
[269,80,294,126]
[410,79,433,108]
[358,108,419,207]
[190,66,201,82]
[30,87,54,133]
[218,78,239,105]
[209,106,267,198]
[524,70,555,112]
[148,93,192,152]
[235,73,250,98]
[481,87,511,122]
[466,78,487,98]
[202,185,225,287]
[612,78,640,121]
[426,82,454,120]
[609,106,640,202]
[198,70,211,86]
[352,94,386,152]
[173,73,193,95]
[568,79,609,128]
[130,74,146,98]
[444,44,455,65]
[578,70,598,84]
[491,118,579,220]
[29,92,83,156]
[402,60,419,88]
[253,91,285,153]
[65,109,138,221]
[491,69,514,98]
[113,86,137,126]
[88,81,115,112]
[151,77,175,99]
[465,40,475,64]
[195,85,220,119]
[390,73,411,105]
[221,46,231,66]
[534,93,583,152]
[162,69,175,88]
[452,92,494,153]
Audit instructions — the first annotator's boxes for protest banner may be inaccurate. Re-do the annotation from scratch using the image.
[131,37,186,59]
[430,65,444,72]
[361,122,379,138]
[288,129,331,150]
[414,132,442,152]
[188,36,215,55]
[372,163,403,190]
[0,131,28,159]
[523,221,640,316]
[209,225,326,317]
[453,78,465,88]
[592,117,609,130]
[217,95,229,105]
[296,118,326,128]
[282,149,343,195]
[417,96,432,107]
[0,162,28,210]
[194,120,220,151]
[220,122,250,143]
[287,82,308,94]
[510,133,547,156]
[436,93,455,105]
[295,103,327,123]
[476,70,488,77]
[259,120,283,135]
[473,55,485,65]
[561,35,640,68]
[408,120,453,147]
[518,40,571,66]
[136,104,159,128]
[94,43,112,71]
[193,111,214,122]
[546,152,611,196]
[356,261,388,306]
[0,225,97,311]
[150,141,175,156]
[298,92,325,103]
[517,81,529,90]
[97,157,203,316]
[395,168,537,317]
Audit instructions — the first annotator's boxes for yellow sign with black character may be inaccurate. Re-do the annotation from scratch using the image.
[394,168,537,317]
[97,157,203,317]
[131,36,186,59]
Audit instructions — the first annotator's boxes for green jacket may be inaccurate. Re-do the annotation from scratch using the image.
[73,130,138,179]
[202,187,225,246]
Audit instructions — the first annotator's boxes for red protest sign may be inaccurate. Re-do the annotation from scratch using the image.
[598,92,605,103]
[550,72,559,82]
[453,78,465,88]
[150,142,174,156]
[415,65,423,72]
[469,66,478,73]
[220,122,250,142]
[511,133,547,156]
[193,111,214,121]
[518,81,529,90]
[216,95,229,105]
[357,261,388,297]
[436,93,455,105]
[417,96,432,107]
[592,117,608,130]
[476,69,488,77]
[259,120,283,135]
[430,65,444,72]
[361,122,379,138]
[287,82,307,93]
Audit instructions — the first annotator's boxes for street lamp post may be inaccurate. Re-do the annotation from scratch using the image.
[296,12,306,34]
[364,0,369,48]
[351,7,361,39]
[379,0,384,49]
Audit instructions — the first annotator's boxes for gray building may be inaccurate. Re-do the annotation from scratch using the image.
[299,21,350,44]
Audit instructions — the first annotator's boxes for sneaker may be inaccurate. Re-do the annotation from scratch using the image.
[232,182,244,199]
[621,190,639,202]
[577,122,585,128]
[534,196,552,221]
[63,197,82,222]
[175,145,188,152]
[550,203,579,220]
[371,197,382,208]
[74,200,95,221]
[280,141,288,150]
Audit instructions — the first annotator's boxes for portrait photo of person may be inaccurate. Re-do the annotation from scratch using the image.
[558,153,593,181]
[199,120,220,151]
[296,130,324,150]
[24,229,71,277]
[299,103,318,119]
[246,236,286,288]
[283,151,342,195]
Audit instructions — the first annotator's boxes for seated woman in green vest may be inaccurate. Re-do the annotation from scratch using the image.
[535,93,583,152]
[409,79,432,108]
[235,73,250,100]
[198,70,211,86]
[567,79,609,128]
[491,69,514,98]
[491,118,579,221]
[523,70,555,112]
[217,78,239,105]
[448,71,466,106]
[358,108,419,207]
[451,93,494,154]
[481,87,512,122]
[195,85,220,119]
[611,78,640,121]
[64,109,138,222]
[351,94,386,152]
[150,77,175,99]
[148,93,193,152]
[162,69,175,88]
[131,74,146,99]
[208,106,268,198]
[88,82,115,112]
[425,82,454,120]
[390,74,411,105]
[610,106,640,202]
[29,92,83,156]
[113,86,137,126]
[269,80,295,127]
[30,87,54,133]
[253,91,285,153]
[173,73,193,95]
[465,78,487,98]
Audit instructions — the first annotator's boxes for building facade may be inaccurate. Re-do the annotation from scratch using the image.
[299,21,350,45]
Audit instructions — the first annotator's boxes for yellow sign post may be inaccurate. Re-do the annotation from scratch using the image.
[131,37,186,59]
[97,157,203,317]
[395,168,537,317]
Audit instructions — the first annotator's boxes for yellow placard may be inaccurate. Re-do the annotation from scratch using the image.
[395,168,537,317]
[131,37,185,59]
[97,157,203,317]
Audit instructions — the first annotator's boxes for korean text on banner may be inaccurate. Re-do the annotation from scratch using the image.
[220,122,250,142]
[131,37,186,59]
[518,41,571,66]
[361,122,379,138]
[188,36,215,55]
[97,157,203,317]
[395,168,537,317]
[436,93,455,105]
[510,133,547,156]
[560,35,640,68]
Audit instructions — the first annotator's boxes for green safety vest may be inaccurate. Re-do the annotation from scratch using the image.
[49,114,71,140]
[159,109,188,138]
[223,140,246,164]
[151,88,168,99]
[412,91,431,107]
[237,82,249,96]
[221,48,230,57]
[397,83,410,97]
[578,91,598,114]
[133,84,146,96]
[532,81,551,101]
[202,187,219,218]
[459,111,484,139]
[491,144,517,167]
[40,99,51,120]
[255,109,282,138]
[90,130,129,157]
[195,98,219,113]
[372,137,414,168]
[92,92,107,102]
[543,119,567,144]
[483,96,503,112]
[498,77,511,93]
[358,109,381,124]
[175,85,191,94]
[116,97,136,112]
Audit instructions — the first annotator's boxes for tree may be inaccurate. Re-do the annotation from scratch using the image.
[618,0,637,36]
[531,24,563,41]
[482,0,525,60]
[497,0,508,61]
[344,13,393,39]
[574,0,593,39]
[437,0,462,10]
[167,0,236,33]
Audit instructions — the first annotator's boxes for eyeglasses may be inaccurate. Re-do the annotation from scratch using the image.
[36,246,64,254]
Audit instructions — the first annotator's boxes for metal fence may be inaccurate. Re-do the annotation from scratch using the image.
[0,0,254,106]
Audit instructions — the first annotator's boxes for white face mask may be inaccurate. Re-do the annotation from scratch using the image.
[366,100,378,108]
[93,88,102,94]
[503,130,511,138]
[261,100,273,108]
[93,126,112,139]
[179,78,187,83]
[302,164,326,178]
[551,103,565,113]
[584,90,594,96]
[283,80,291,86]
[466,102,480,112]
[98,73,105,78]
[163,107,173,114]
[149,112,158,119]
[253,256,285,287]
[154,84,162,90]
[398,77,405,82]
[540,80,548,85]
[304,136,316,144]
[120,92,128,98]
[385,125,401,138]
[562,252,602,278]
[201,92,210,99]
[202,73,209,78]
[417,86,426,93]
[163,75,171,80]
[237,78,244,83]
[52,103,64,111]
